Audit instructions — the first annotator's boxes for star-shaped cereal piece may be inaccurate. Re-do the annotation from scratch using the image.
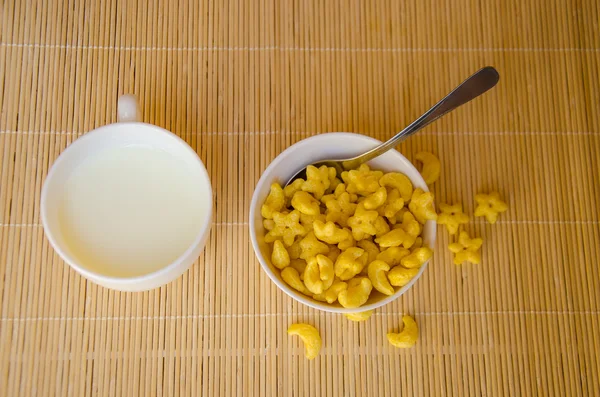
[264,210,306,246]
[283,179,304,206]
[299,212,326,233]
[408,188,437,224]
[437,203,470,235]
[448,231,483,265]
[474,191,508,224]
[347,203,379,241]
[261,183,285,219]
[302,165,336,199]
[379,172,413,202]
[299,231,330,260]
[341,164,383,196]
[324,191,357,228]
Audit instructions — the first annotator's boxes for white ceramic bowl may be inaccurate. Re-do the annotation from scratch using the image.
[250,133,436,313]
[41,95,213,292]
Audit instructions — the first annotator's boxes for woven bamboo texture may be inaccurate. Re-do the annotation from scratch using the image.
[1,0,599,395]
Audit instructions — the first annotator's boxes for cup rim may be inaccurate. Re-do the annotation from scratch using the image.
[249,132,436,313]
[41,122,214,289]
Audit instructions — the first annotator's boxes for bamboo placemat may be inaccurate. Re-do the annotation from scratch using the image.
[1,0,599,395]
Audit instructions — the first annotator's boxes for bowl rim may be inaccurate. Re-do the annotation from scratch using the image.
[249,132,436,313]
[40,122,214,290]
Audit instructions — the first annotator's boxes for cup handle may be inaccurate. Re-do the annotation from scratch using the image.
[117,94,140,122]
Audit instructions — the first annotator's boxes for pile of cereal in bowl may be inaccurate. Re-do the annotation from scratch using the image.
[260,163,436,309]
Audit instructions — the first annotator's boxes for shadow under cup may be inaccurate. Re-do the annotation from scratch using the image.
[42,122,213,291]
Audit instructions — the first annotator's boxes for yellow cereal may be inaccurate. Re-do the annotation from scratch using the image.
[325,245,342,263]
[322,280,348,304]
[291,191,321,215]
[303,254,335,294]
[289,258,307,275]
[374,216,391,237]
[376,246,410,266]
[388,266,420,287]
[357,239,380,264]
[302,165,336,199]
[400,247,433,269]
[347,203,379,240]
[437,203,470,235]
[362,187,387,210]
[394,211,422,248]
[288,323,322,359]
[299,212,326,233]
[474,191,508,224]
[415,152,441,185]
[381,188,405,219]
[367,260,395,296]
[283,179,305,206]
[379,172,413,202]
[313,220,352,245]
[265,210,307,246]
[299,231,330,260]
[281,267,309,294]
[338,277,373,308]
[334,247,368,280]
[341,164,383,196]
[387,315,418,348]
[344,310,373,322]
[375,228,410,248]
[324,191,357,228]
[261,183,285,219]
[271,240,291,269]
[449,231,483,265]
[408,188,437,224]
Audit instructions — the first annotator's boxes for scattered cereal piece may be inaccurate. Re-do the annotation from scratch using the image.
[271,240,291,269]
[261,183,285,219]
[448,231,483,265]
[400,247,433,269]
[408,188,437,224]
[288,323,322,359]
[388,266,420,287]
[338,277,373,308]
[437,203,469,235]
[474,191,508,224]
[367,260,395,296]
[345,310,374,322]
[415,152,441,185]
[387,315,418,348]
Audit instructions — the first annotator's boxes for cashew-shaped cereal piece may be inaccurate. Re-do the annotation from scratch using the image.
[408,188,437,224]
[338,277,373,308]
[344,310,373,322]
[362,187,387,210]
[303,254,335,295]
[302,165,335,199]
[400,247,433,269]
[272,240,291,269]
[376,246,410,266]
[379,172,413,202]
[324,280,348,303]
[291,191,321,215]
[261,183,285,219]
[415,152,441,185]
[334,247,367,280]
[387,315,418,348]
[388,266,420,287]
[287,323,322,359]
[367,260,395,296]
[381,188,405,219]
[313,220,352,245]
[375,228,410,248]
[281,267,309,294]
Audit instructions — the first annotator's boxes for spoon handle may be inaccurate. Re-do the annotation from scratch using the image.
[341,66,500,171]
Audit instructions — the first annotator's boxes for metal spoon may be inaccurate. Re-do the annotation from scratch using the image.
[285,66,500,187]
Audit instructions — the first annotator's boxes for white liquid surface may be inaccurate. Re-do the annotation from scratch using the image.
[59,145,209,278]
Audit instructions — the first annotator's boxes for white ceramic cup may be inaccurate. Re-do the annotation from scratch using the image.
[41,95,213,291]
[249,133,436,313]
